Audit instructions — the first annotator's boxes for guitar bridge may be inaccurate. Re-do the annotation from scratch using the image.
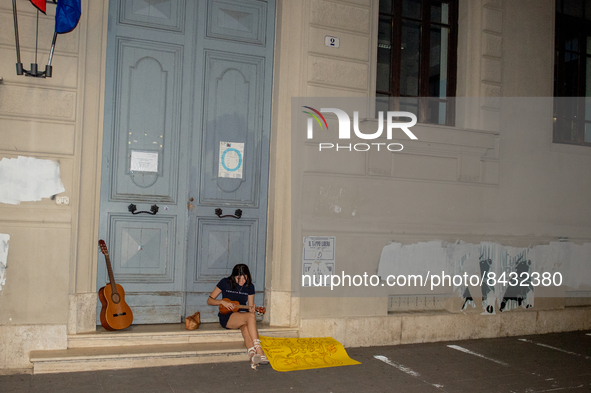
[113,312,127,317]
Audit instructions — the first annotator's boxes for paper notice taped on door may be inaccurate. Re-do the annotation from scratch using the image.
[218,142,244,179]
[130,150,159,173]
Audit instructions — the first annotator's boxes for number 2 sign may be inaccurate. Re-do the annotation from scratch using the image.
[324,35,340,48]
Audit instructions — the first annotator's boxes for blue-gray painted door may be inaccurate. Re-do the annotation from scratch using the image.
[98,0,275,324]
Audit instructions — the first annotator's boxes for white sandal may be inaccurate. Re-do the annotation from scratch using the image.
[253,339,268,365]
[248,346,261,369]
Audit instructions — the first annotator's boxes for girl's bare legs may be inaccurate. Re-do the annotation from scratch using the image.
[239,325,253,349]
[227,312,264,356]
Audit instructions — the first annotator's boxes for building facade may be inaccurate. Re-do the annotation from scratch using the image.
[0,0,590,372]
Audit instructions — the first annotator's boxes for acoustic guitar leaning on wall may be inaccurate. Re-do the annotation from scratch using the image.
[98,240,133,330]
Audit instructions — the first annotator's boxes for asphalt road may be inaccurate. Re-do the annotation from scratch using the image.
[1,330,590,393]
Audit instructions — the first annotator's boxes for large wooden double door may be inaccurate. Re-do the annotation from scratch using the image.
[97,0,275,324]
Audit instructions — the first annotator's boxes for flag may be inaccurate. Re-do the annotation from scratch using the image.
[55,0,81,34]
[30,0,46,13]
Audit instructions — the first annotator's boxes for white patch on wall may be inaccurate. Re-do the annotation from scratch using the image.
[0,234,9,291]
[0,156,65,204]
[378,241,591,313]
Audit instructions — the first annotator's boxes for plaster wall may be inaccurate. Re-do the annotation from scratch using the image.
[271,0,591,335]
[0,324,67,370]
[300,307,591,347]
[0,0,108,370]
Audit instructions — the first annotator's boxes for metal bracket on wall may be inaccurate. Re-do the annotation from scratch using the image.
[128,204,159,215]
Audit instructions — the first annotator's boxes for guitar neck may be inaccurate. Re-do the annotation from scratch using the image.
[104,254,118,294]
[99,240,119,296]
[234,305,265,314]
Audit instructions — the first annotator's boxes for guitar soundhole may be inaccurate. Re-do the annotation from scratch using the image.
[113,312,127,317]
[111,293,121,304]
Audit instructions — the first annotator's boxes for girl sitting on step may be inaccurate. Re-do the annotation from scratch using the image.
[207,264,268,369]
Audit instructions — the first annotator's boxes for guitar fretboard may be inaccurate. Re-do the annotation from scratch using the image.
[99,240,119,296]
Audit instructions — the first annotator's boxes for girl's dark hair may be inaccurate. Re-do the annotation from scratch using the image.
[228,264,252,290]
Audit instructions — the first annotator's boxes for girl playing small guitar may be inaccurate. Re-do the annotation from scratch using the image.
[207,264,268,369]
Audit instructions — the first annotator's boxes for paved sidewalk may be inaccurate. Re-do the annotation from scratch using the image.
[1,330,590,393]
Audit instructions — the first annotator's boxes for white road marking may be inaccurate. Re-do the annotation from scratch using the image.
[374,355,420,377]
[374,355,444,389]
[518,339,591,360]
[533,385,584,392]
[447,345,510,366]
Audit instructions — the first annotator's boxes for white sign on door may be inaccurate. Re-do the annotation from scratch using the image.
[130,150,159,173]
[218,142,244,179]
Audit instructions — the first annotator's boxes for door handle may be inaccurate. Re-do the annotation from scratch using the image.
[215,208,242,219]
[128,204,159,215]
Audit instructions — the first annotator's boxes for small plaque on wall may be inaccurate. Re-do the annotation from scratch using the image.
[324,35,340,48]
[302,236,336,287]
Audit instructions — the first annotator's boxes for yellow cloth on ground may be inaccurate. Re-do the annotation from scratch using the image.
[259,336,361,372]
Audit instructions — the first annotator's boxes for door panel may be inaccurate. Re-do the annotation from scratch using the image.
[109,215,176,283]
[188,219,258,290]
[199,51,265,205]
[111,39,182,202]
[206,0,268,45]
[120,0,185,31]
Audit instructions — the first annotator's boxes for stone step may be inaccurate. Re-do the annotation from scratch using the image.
[30,323,298,374]
[30,341,249,374]
[67,323,299,348]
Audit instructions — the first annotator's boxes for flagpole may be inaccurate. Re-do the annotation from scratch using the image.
[31,9,39,76]
[11,0,23,75]
[35,10,39,65]
[46,32,57,78]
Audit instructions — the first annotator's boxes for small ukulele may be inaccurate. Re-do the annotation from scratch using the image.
[219,298,266,315]
[98,240,133,330]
